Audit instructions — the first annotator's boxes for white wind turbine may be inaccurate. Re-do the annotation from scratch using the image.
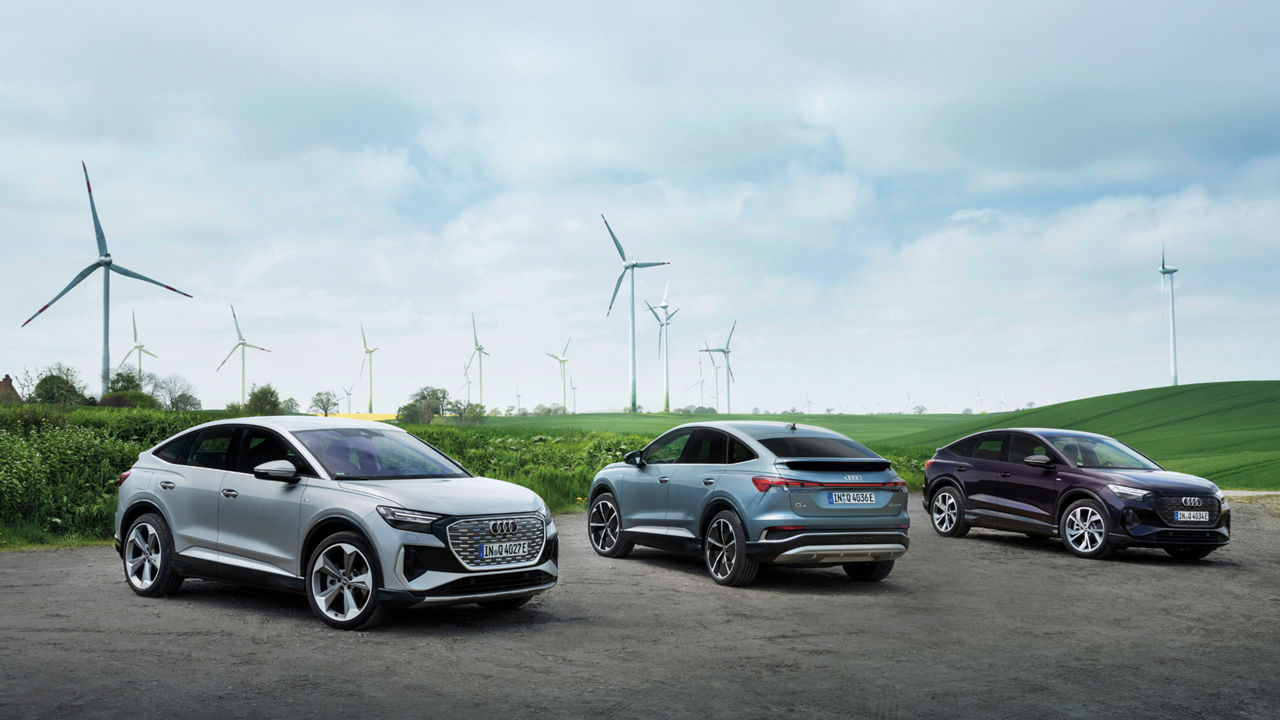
[358,324,379,413]
[1159,245,1180,386]
[976,386,984,414]
[216,305,271,405]
[340,385,354,414]
[804,394,813,415]
[570,374,578,415]
[546,338,571,414]
[703,344,722,412]
[459,359,474,405]
[645,282,680,413]
[602,215,669,413]
[116,311,157,387]
[700,320,737,414]
[21,163,193,397]
[685,354,707,407]
[469,313,490,405]
[905,391,913,415]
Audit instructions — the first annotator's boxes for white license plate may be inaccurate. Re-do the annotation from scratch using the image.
[479,541,528,559]
[829,491,877,505]
[1175,510,1210,522]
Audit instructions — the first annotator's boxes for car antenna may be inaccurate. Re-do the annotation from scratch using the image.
[788,422,797,431]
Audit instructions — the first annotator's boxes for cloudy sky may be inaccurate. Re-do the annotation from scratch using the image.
[3,2,1278,414]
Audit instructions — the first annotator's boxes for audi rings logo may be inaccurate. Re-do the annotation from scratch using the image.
[843,474,864,482]
[489,519,518,535]
[1181,497,1204,507]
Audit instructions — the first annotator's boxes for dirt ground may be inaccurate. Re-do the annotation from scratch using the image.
[2,501,1278,719]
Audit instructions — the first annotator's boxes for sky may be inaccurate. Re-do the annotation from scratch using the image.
[2,1,1278,415]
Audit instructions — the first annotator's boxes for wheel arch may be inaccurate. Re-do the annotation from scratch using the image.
[299,515,375,577]
[698,495,744,542]
[589,479,617,504]
[927,476,965,503]
[1055,487,1107,523]
[118,500,170,556]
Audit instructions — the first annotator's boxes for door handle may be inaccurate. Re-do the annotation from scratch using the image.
[658,476,670,484]
[158,481,175,490]
[221,489,239,499]
[956,467,967,473]
[999,472,1012,478]
[702,478,715,486]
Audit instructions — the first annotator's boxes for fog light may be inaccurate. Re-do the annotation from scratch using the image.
[1122,509,1140,530]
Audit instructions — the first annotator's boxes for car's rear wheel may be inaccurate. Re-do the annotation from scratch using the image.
[1060,499,1113,559]
[306,531,385,630]
[478,596,533,611]
[704,510,759,586]
[843,560,894,582]
[929,486,970,538]
[123,513,183,597]
[588,492,633,558]
[1165,546,1215,561]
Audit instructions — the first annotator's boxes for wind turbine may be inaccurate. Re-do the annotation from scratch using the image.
[645,282,680,413]
[1000,391,1008,413]
[216,305,270,405]
[358,324,379,413]
[804,394,813,415]
[602,215,669,413]
[340,385,354,414]
[700,320,737,414]
[546,338,571,415]
[469,313,490,405]
[570,374,578,415]
[905,391,913,415]
[116,311,157,387]
[976,386,984,414]
[459,360,474,405]
[1160,246,1180,386]
[21,163,192,397]
[685,354,707,407]
[515,378,522,415]
[704,344,722,412]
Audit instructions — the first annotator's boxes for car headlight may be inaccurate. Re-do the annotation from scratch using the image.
[1212,487,1225,501]
[1107,484,1151,502]
[377,506,443,532]
[535,499,552,524]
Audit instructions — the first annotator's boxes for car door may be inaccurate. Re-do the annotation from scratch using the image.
[666,428,729,538]
[163,425,235,557]
[963,433,1009,518]
[616,428,693,532]
[217,426,311,576]
[996,432,1064,532]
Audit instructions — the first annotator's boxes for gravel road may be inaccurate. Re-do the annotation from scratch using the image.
[2,501,1278,719]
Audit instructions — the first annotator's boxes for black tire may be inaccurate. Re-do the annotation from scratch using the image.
[929,486,970,538]
[1165,546,1216,561]
[588,492,634,558]
[478,596,533,611]
[1059,499,1113,559]
[703,509,759,587]
[122,512,184,597]
[843,560,894,582]
[305,531,386,630]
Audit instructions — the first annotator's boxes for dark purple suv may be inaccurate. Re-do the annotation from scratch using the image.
[922,428,1230,560]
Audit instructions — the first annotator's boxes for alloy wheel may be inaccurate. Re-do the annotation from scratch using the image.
[932,492,958,533]
[705,517,738,580]
[124,522,162,591]
[310,542,374,623]
[1064,506,1105,554]
[589,498,620,552]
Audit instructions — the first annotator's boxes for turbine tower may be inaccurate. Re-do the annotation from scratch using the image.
[21,163,193,397]
[116,311,157,387]
[546,338,571,415]
[469,313,489,405]
[358,324,379,413]
[1160,246,1180,386]
[700,320,737,414]
[704,344,722,412]
[602,215,669,413]
[215,305,270,405]
[570,374,578,415]
[340,385,354,414]
[460,360,474,405]
[645,282,679,413]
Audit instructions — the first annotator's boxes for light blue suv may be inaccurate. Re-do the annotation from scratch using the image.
[586,421,910,586]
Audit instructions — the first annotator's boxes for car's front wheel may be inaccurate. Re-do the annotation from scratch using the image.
[1060,499,1113,559]
[843,560,894,582]
[588,492,634,558]
[1165,546,1216,561]
[306,531,385,630]
[929,486,970,538]
[122,512,184,597]
[704,510,759,586]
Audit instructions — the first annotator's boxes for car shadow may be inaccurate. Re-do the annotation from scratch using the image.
[959,530,1241,567]
[609,547,907,595]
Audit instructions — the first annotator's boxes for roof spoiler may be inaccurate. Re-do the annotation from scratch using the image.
[775,457,892,472]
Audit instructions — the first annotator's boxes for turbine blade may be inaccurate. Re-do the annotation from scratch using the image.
[358,353,367,379]
[117,352,132,369]
[245,343,270,352]
[216,344,238,371]
[83,162,108,256]
[109,263,193,298]
[725,356,735,382]
[471,312,479,345]
[480,348,490,356]
[667,307,679,322]
[563,337,572,356]
[230,304,243,340]
[361,323,368,350]
[633,261,668,269]
[132,310,138,342]
[607,268,627,316]
[725,320,737,348]
[645,301,662,323]
[546,353,560,361]
[141,348,158,358]
[601,214,626,261]
[657,325,663,356]
[662,279,669,304]
[22,262,101,326]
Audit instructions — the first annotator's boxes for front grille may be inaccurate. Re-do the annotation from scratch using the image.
[446,515,545,569]
[421,570,555,597]
[1154,496,1221,527]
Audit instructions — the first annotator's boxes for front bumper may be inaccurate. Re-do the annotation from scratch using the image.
[745,529,910,565]
[1109,497,1231,549]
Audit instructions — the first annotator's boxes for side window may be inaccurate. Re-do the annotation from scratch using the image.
[645,430,693,465]
[154,433,195,465]
[236,428,314,476]
[186,426,236,470]
[971,435,1008,462]
[947,437,977,458]
[729,438,757,464]
[683,430,728,464]
[1007,434,1051,465]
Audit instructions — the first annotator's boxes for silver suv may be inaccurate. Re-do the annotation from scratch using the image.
[114,417,558,629]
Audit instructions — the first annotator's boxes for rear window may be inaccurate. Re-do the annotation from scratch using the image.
[154,433,194,464]
[729,438,757,464]
[758,436,877,459]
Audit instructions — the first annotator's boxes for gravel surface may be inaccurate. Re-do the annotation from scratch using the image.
[2,501,1278,719]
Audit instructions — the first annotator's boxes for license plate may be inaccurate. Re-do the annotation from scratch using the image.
[829,491,876,505]
[478,541,528,559]
[1175,510,1210,522]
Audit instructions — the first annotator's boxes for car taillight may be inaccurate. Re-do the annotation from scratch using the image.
[924,460,934,469]
[752,476,816,492]
[118,471,131,487]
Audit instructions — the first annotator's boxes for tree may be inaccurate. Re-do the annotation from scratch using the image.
[31,364,88,406]
[154,374,202,411]
[962,408,973,415]
[912,404,927,415]
[101,390,162,409]
[397,399,435,425]
[310,391,338,416]
[282,397,300,414]
[456,402,487,426]
[244,384,285,415]
[107,371,143,393]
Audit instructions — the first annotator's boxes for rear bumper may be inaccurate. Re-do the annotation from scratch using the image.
[746,530,909,565]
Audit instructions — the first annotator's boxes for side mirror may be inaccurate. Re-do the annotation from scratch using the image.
[1023,454,1055,469]
[254,459,300,482]
[624,450,647,468]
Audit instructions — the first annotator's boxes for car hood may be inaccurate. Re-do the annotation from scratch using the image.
[338,476,544,516]
[1094,469,1219,494]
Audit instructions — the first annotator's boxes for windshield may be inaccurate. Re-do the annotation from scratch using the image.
[292,428,469,479]
[1043,434,1161,470]
[758,435,878,459]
